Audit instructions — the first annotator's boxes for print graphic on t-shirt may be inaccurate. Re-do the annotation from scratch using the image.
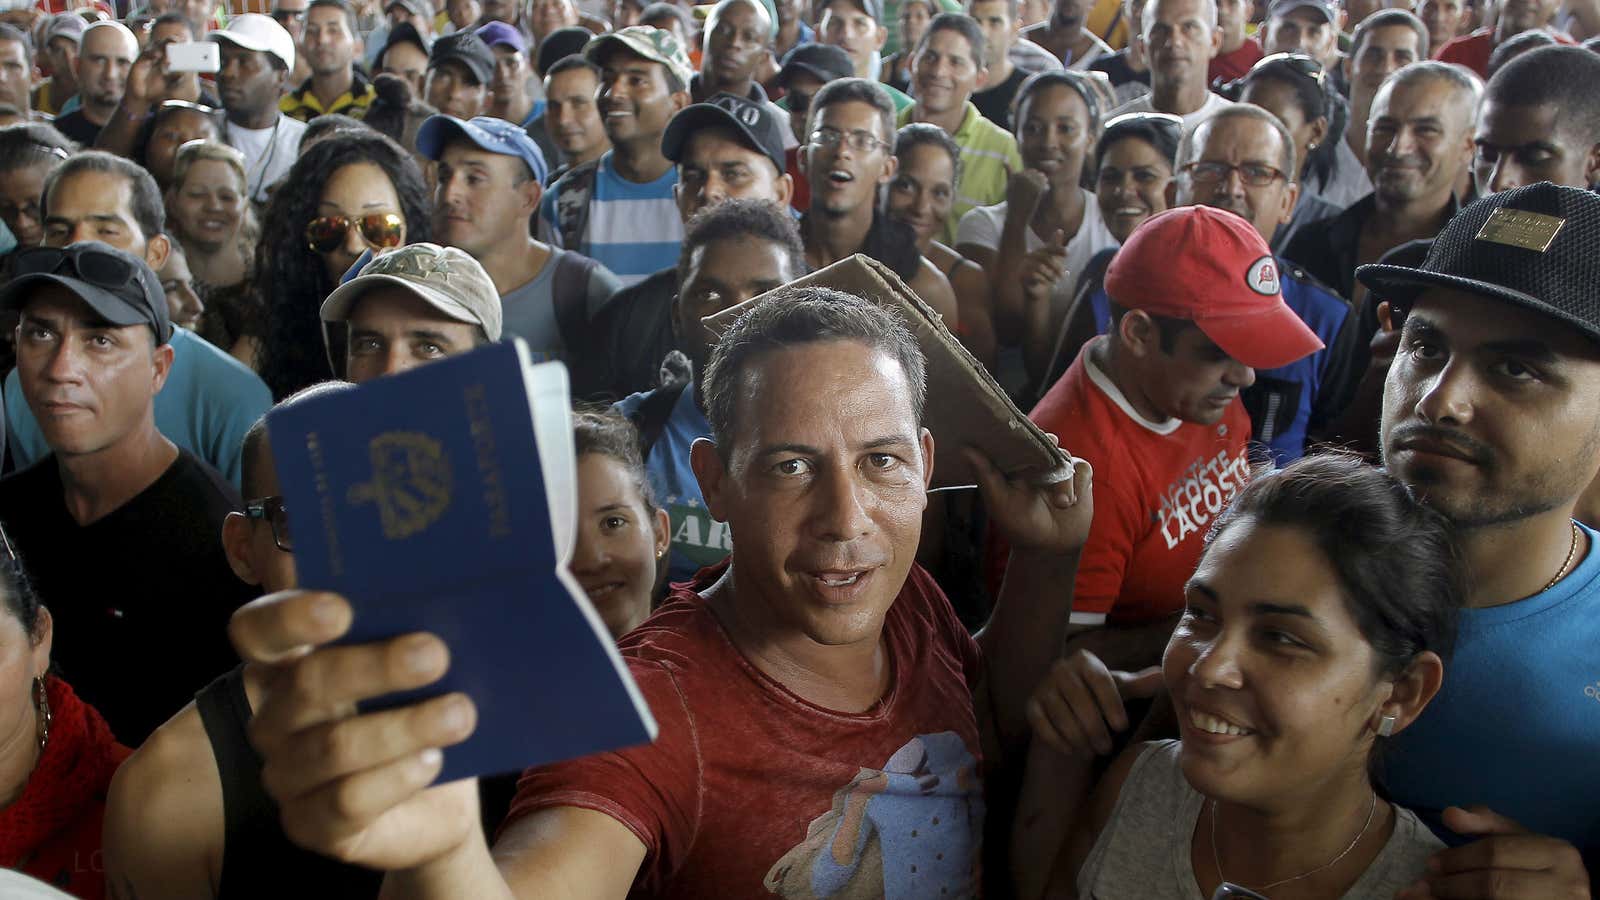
[763,732,983,899]
[665,495,734,573]
[1157,446,1252,549]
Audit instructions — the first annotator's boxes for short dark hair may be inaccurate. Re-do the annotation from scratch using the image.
[1378,60,1481,128]
[914,12,986,68]
[303,111,373,145]
[639,1,692,33]
[1093,113,1180,170]
[808,77,898,151]
[1486,46,1600,149]
[1206,451,1462,676]
[241,380,357,499]
[0,22,31,49]
[1349,8,1429,60]
[895,121,963,185]
[308,0,360,35]
[675,198,806,294]
[573,409,657,512]
[0,122,76,176]
[701,289,928,452]
[1486,28,1556,78]
[151,10,201,38]
[545,53,600,81]
[0,544,45,642]
[41,149,165,240]
[1107,300,1194,353]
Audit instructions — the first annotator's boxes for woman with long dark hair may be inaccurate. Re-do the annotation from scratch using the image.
[255,131,432,399]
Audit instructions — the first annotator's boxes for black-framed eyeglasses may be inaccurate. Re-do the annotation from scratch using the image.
[809,126,889,154]
[12,244,143,291]
[245,496,293,552]
[1181,160,1288,187]
[1251,51,1325,86]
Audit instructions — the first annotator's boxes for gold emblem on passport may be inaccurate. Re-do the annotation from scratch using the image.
[348,432,453,539]
[1475,208,1566,252]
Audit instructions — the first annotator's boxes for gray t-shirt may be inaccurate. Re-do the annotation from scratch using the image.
[1079,740,1444,899]
[499,247,622,361]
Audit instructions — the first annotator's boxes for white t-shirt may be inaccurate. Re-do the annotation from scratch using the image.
[954,187,1119,320]
[224,114,308,203]
[1107,89,1233,135]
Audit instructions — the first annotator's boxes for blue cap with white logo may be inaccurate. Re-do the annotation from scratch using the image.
[416,114,549,184]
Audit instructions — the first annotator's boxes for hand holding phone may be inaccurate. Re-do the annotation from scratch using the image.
[165,41,220,74]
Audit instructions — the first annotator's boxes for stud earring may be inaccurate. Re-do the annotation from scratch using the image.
[1377,714,1396,737]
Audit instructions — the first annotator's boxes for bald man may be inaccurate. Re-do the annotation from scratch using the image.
[53,21,136,144]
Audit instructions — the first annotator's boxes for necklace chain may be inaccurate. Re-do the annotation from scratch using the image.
[1544,522,1581,593]
[1210,791,1378,894]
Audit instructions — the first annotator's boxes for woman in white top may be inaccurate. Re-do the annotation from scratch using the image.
[957,70,1116,393]
[1014,453,1462,900]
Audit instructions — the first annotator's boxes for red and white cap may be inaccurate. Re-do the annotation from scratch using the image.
[1105,205,1324,371]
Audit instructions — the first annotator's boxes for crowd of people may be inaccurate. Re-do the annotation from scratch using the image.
[0,0,1594,895]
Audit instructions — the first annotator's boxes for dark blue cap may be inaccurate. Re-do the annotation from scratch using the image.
[417,114,549,184]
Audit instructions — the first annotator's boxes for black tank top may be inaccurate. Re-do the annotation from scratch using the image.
[195,667,385,899]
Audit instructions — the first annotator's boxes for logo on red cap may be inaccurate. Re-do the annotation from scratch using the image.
[1246,256,1279,296]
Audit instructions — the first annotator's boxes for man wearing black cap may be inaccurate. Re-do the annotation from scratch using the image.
[426,30,495,120]
[375,21,432,94]
[1358,182,1597,897]
[0,242,254,744]
[579,92,795,398]
[775,42,855,211]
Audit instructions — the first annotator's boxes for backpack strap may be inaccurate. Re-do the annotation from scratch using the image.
[628,379,691,458]
[553,159,599,253]
[549,249,601,355]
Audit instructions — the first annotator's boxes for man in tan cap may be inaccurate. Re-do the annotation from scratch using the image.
[319,242,502,384]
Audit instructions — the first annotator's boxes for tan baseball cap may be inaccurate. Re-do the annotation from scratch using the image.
[321,243,502,341]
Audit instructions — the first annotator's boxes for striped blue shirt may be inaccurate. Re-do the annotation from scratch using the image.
[537,152,683,289]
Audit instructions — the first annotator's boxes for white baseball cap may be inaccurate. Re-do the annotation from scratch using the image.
[207,13,295,71]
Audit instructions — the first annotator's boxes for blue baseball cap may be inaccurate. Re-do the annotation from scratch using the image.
[416,114,549,184]
[476,20,526,54]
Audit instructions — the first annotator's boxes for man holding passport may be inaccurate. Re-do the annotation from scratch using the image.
[229,289,1094,897]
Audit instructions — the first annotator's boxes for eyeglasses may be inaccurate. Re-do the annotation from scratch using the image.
[245,496,292,552]
[304,213,405,255]
[809,126,889,154]
[12,244,142,290]
[1250,51,1325,86]
[1181,161,1288,187]
[270,7,307,24]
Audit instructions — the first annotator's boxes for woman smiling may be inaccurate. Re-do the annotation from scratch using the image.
[1015,453,1462,900]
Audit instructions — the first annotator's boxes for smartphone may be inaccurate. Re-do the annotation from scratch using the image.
[165,41,220,74]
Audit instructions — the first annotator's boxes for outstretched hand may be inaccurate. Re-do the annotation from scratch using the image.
[1395,806,1591,899]
[231,590,484,872]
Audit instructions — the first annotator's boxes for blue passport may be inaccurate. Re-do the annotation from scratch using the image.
[267,341,658,783]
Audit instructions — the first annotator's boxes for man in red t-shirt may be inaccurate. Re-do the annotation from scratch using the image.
[1432,0,1572,77]
[1208,0,1264,83]
[224,289,1096,898]
[1031,206,1322,670]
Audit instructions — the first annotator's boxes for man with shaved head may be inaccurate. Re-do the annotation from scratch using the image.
[52,21,137,144]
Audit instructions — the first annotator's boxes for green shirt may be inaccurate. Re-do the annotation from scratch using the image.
[899,100,1022,244]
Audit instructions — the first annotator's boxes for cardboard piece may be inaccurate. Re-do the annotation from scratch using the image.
[704,254,1070,489]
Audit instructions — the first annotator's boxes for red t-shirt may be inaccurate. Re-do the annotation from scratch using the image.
[505,562,986,899]
[1209,37,1264,84]
[1030,340,1251,626]
[1434,26,1576,78]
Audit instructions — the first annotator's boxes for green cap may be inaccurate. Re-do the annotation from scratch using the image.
[584,25,695,91]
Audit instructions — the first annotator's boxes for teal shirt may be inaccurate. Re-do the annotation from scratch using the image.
[5,328,270,487]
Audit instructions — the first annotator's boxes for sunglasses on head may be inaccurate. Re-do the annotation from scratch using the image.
[1251,52,1325,86]
[270,7,307,23]
[13,244,142,291]
[304,213,405,255]
[1104,110,1184,138]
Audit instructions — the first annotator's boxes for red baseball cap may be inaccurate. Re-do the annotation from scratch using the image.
[1104,206,1324,371]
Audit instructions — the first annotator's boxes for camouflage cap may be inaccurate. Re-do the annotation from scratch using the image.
[584,25,694,90]
[321,243,502,341]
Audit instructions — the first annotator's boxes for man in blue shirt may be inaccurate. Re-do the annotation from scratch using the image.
[6,152,269,486]
[1360,182,1597,895]
[537,26,694,287]
[614,199,805,583]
